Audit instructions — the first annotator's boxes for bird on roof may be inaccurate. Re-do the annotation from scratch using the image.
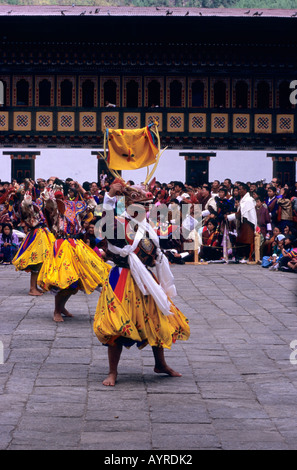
[166,10,173,15]
[244,10,250,14]
[185,11,189,16]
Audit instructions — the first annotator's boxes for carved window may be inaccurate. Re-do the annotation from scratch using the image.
[191,80,204,107]
[169,80,182,107]
[126,80,139,108]
[16,79,29,106]
[148,80,160,107]
[235,81,248,108]
[214,81,226,108]
[82,80,95,107]
[61,79,73,106]
[104,79,117,106]
[256,81,270,108]
[39,79,51,106]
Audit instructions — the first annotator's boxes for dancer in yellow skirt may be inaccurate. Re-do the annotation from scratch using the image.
[13,192,55,296]
[37,183,110,322]
[93,181,190,386]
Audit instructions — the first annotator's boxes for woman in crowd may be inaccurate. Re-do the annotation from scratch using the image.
[266,185,280,228]
[0,223,20,264]
[199,219,222,261]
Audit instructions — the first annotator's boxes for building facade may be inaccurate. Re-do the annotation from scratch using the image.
[0,6,297,185]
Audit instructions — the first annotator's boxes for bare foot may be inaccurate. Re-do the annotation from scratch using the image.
[154,365,182,377]
[103,372,117,386]
[61,308,73,318]
[53,312,64,322]
[29,289,43,296]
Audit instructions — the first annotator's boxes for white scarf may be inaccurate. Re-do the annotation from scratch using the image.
[107,214,176,316]
[239,192,257,229]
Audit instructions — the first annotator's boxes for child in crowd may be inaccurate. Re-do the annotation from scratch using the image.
[262,233,285,269]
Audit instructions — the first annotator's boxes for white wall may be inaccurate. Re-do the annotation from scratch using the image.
[0,148,98,183]
[209,150,273,184]
[1,148,296,185]
[0,154,12,181]
[35,149,97,183]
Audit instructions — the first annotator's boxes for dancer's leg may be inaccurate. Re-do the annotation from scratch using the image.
[152,346,182,377]
[54,290,73,322]
[29,272,43,296]
[103,343,123,386]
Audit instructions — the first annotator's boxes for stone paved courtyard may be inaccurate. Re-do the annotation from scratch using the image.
[0,263,296,450]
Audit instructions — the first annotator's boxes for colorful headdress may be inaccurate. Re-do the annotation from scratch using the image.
[110,178,153,207]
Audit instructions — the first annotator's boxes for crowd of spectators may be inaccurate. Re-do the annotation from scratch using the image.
[0,172,296,273]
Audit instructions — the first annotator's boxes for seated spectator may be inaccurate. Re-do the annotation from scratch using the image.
[199,219,222,261]
[262,233,285,269]
[277,235,297,271]
[172,181,189,202]
[262,226,281,257]
[0,223,20,264]
[283,223,297,239]
[288,253,297,272]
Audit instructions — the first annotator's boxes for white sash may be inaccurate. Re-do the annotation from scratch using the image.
[108,216,176,316]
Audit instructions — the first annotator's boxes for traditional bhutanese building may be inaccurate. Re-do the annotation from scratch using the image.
[0,6,297,185]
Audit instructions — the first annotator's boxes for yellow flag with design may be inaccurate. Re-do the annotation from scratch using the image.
[106,126,159,170]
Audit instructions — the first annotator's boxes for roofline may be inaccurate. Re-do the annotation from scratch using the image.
[0,6,297,18]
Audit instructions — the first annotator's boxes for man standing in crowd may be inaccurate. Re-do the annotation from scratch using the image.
[228,182,257,262]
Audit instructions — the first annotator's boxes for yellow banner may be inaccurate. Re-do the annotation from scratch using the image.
[107,126,159,170]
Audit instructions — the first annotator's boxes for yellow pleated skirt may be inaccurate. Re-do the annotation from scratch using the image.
[93,266,190,350]
[13,227,55,272]
[37,237,110,294]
